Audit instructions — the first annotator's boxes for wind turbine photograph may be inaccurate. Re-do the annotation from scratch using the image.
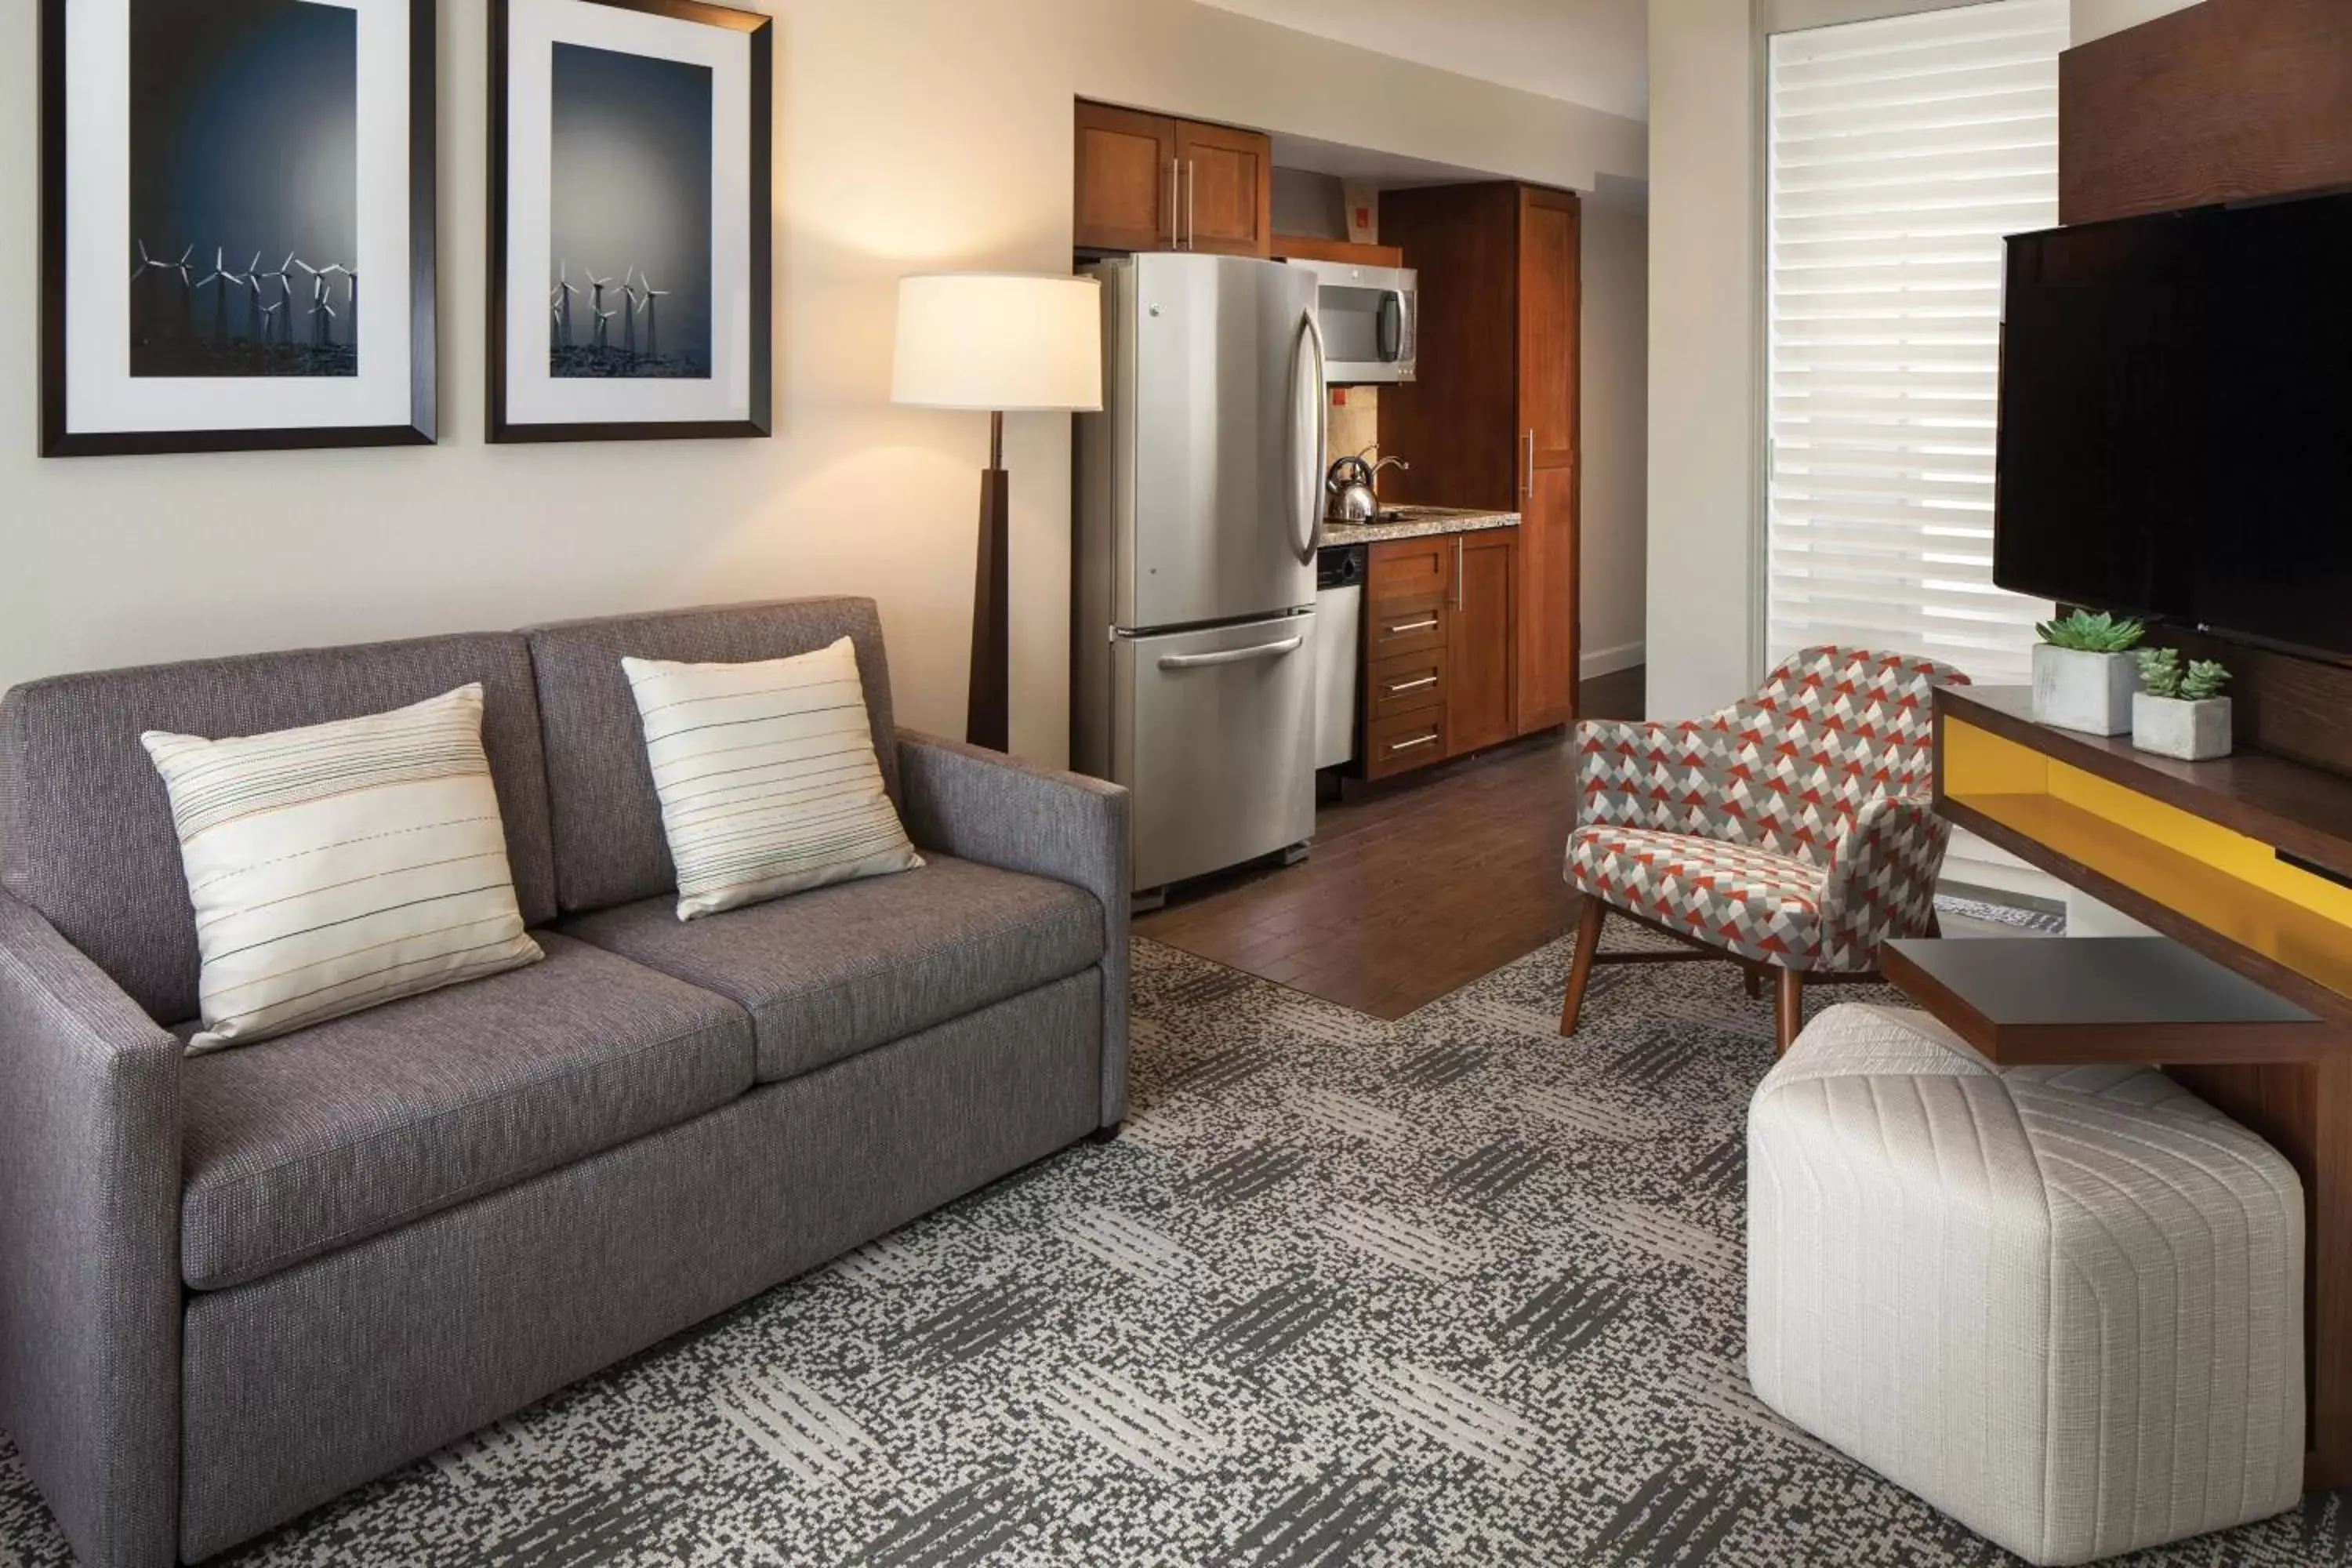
[546,41,714,379]
[125,0,359,377]
[550,261,582,348]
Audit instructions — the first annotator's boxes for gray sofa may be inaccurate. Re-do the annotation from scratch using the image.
[0,599,1129,1566]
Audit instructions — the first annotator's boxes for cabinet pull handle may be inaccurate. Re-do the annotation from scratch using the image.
[1454,537,1465,610]
[1388,733,1439,754]
[1388,618,1438,634]
[1185,159,1196,249]
[1168,158,1181,248]
[1388,675,1438,694]
[1524,430,1536,498]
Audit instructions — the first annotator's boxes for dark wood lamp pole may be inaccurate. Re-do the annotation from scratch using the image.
[967,408,1011,752]
[891,272,1102,758]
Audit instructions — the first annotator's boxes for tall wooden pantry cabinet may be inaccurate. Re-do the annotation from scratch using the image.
[1377,183,1581,739]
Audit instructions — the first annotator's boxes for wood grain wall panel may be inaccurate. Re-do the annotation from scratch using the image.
[1375,184,1522,512]
[2140,625,2352,781]
[2058,0,2352,786]
[2060,0,2352,226]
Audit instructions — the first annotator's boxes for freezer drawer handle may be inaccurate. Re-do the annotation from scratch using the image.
[1386,617,1439,634]
[1157,636,1305,670]
[1388,675,1438,694]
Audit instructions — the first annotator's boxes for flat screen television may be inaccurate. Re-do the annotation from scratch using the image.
[1995,189,2352,659]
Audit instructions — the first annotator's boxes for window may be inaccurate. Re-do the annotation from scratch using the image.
[1765,0,2068,686]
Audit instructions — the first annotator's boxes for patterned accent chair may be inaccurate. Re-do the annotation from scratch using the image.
[1558,647,1972,1054]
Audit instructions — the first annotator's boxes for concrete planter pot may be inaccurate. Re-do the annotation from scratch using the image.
[2031,644,2138,736]
[2132,692,2233,761]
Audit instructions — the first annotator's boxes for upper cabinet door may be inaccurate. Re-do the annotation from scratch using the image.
[1174,121,1274,257]
[1518,187,1580,469]
[1076,102,1178,252]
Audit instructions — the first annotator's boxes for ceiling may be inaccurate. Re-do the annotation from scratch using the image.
[1192,0,1650,122]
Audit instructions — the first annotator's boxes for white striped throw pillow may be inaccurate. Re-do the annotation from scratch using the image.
[141,684,544,1053]
[622,637,923,920]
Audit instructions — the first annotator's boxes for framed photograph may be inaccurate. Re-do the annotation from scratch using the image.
[488,0,772,443]
[38,0,437,457]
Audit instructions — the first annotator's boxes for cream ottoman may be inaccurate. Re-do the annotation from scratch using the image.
[1747,1003,2306,1565]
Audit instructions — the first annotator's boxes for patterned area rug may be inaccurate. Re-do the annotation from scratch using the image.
[4,934,2347,1566]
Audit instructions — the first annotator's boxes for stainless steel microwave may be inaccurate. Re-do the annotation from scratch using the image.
[1287,258,1416,384]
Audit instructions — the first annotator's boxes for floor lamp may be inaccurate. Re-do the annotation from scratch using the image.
[891,273,1103,753]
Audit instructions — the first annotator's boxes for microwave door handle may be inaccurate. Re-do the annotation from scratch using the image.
[1378,290,1404,362]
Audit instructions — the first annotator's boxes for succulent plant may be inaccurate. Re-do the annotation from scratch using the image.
[2136,646,2232,702]
[2037,610,2147,654]
[2182,659,2232,702]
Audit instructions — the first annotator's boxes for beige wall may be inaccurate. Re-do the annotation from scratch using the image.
[1644,0,1759,718]
[1581,204,1648,678]
[2073,0,2198,40]
[0,0,1645,766]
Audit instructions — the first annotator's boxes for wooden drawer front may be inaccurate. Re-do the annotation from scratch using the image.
[1367,710,1447,779]
[1368,537,1452,604]
[1367,593,1446,659]
[1369,648,1446,721]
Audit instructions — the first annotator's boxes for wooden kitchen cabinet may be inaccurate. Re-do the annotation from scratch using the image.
[1448,530,1518,755]
[1174,120,1273,256]
[1378,182,1581,740]
[1074,100,1270,257]
[1361,529,1518,779]
[1075,102,1176,252]
[1515,187,1581,732]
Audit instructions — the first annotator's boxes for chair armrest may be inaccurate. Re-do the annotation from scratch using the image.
[0,891,183,1568]
[1817,793,1952,970]
[895,732,1132,1127]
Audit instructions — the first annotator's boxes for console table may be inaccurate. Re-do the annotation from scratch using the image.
[1892,684,2352,1489]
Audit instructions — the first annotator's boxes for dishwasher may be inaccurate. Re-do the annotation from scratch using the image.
[1313,546,1365,769]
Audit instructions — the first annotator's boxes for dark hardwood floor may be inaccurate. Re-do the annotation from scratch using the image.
[1133,666,1645,1019]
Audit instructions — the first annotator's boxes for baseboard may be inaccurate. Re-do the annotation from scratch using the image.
[1581,641,1646,681]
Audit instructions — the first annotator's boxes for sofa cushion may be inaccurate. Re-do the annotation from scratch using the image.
[179,932,751,1291]
[0,633,557,1025]
[525,600,899,916]
[561,854,1102,1083]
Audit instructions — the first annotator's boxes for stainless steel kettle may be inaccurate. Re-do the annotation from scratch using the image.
[1326,452,1378,523]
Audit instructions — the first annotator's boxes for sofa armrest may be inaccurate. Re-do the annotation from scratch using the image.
[0,891,183,1568]
[895,732,1132,1127]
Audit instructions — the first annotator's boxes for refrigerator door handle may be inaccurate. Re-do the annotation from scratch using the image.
[1157,636,1305,671]
[1293,310,1329,564]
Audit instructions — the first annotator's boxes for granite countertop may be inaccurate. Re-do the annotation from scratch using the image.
[1319,507,1521,547]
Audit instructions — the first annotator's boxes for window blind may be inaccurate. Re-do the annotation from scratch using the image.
[1766,0,2068,687]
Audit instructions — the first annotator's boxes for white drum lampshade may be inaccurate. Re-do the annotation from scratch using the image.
[891,273,1102,753]
[891,273,1103,412]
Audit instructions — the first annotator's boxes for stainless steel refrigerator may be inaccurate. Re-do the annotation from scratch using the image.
[1072,252,1327,899]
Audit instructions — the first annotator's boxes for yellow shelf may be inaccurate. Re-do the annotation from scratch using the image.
[1944,712,2352,1014]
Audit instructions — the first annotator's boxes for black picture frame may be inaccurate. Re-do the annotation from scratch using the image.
[38,0,438,458]
[487,0,773,444]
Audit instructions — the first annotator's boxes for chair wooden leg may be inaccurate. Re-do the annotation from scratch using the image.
[1742,963,1764,1000]
[1926,908,1944,939]
[1559,898,1607,1036]
[1774,967,1805,1058]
